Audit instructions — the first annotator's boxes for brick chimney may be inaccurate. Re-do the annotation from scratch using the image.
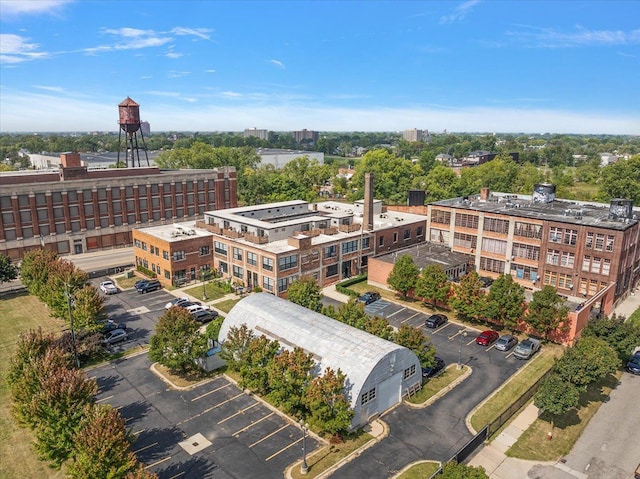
[60,152,82,167]
[480,187,490,201]
[364,172,374,231]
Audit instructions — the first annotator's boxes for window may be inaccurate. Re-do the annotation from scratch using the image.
[262,276,274,292]
[233,265,243,279]
[546,249,560,266]
[431,229,450,244]
[417,226,424,237]
[360,387,376,406]
[605,235,614,252]
[403,364,416,380]
[278,277,288,293]
[326,264,338,277]
[141,241,147,251]
[404,229,410,240]
[591,257,601,274]
[262,257,273,271]
[512,243,540,261]
[454,233,477,249]
[549,227,562,243]
[164,270,170,279]
[362,236,370,249]
[247,252,257,266]
[218,261,228,274]
[173,251,186,261]
[544,270,558,287]
[134,239,142,248]
[163,250,169,260]
[342,240,358,254]
[479,257,505,273]
[510,263,538,281]
[431,209,451,225]
[200,246,210,256]
[214,241,227,255]
[393,232,398,243]
[481,237,507,255]
[455,213,479,229]
[279,254,298,271]
[594,234,605,251]
[483,217,509,234]
[514,221,542,239]
[563,229,578,246]
[325,245,337,258]
[602,259,611,276]
[582,255,591,272]
[585,232,594,249]
[233,247,243,261]
[379,236,384,247]
[560,251,575,268]
[558,273,573,289]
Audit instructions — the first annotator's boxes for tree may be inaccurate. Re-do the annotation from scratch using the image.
[553,336,619,390]
[363,316,394,341]
[238,335,280,394]
[525,286,569,341]
[484,274,525,330]
[597,156,640,204]
[72,284,107,331]
[335,299,368,330]
[450,271,487,322]
[302,367,354,437]
[41,259,89,321]
[286,276,323,312]
[267,347,315,416]
[387,255,419,299]
[219,324,254,372]
[67,404,138,479]
[19,249,57,297]
[414,264,450,308]
[440,461,489,479]
[148,307,208,373]
[393,324,436,367]
[582,316,640,362]
[0,253,18,283]
[533,373,580,432]
[124,466,160,479]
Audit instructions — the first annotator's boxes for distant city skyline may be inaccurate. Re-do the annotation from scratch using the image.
[1,0,639,134]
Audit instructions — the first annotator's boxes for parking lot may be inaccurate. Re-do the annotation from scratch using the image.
[91,354,319,479]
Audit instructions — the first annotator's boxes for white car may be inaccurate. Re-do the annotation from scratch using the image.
[165,297,191,309]
[185,303,211,314]
[99,280,118,295]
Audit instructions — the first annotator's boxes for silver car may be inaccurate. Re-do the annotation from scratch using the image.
[495,334,518,351]
[103,328,128,345]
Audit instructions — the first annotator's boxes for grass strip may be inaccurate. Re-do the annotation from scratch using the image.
[406,365,468,404]
[396,461,441,479]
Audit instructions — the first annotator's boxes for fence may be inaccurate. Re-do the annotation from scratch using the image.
[428,366,554,477]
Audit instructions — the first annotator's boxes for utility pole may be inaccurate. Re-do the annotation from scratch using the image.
[65,283,80,369]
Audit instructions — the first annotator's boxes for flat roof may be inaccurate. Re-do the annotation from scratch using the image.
[374,242,469,270]
[135,221,213,242]
[431,192,638,231]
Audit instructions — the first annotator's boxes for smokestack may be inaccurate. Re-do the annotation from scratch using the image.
[480,187,490,201]
[364,172,374,231]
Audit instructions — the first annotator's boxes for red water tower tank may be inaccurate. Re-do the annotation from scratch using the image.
[118,97,141,134]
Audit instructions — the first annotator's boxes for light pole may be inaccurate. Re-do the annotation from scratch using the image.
[201,268,207,301]
[458,330,467,370]
[65,283,80,369]
[299,420,309,474]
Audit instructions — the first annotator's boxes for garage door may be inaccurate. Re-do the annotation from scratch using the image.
[376,372,402,414]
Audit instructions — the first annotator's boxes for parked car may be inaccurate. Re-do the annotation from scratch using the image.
[479,277,494,288]
[191,309,219,324]
[134,279,147,289]
[186,303,211,314]
[476,330,499,346]
[424,314,448,328]
[136,279,161,293]
[495,334,518,351]
[358,291,381,305]
[422,357,446,378]
[626,352,640,375]
[101,319,127,334]
[165,297,191,309]
[102,328,128,345]
[513,337,542,359]
[99,280,118,295]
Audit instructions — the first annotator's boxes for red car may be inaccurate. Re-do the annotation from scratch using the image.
[476,330,499,346]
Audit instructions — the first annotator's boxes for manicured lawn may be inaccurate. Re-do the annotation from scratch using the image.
[183,283,226,302]
[214,298,242,314]
[406,365,468,404]
[346,281,445,314]
[507,372,621,461]
[627,305,640,328]
[0,293,66,479]
[397,461,441,479]
[470,345,561,433]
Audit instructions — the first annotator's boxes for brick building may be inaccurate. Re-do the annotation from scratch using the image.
[0,152,237,260]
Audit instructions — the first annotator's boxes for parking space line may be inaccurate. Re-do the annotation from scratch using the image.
[191,382,231,401]
[434,323,453,333]
[466,337,477,346]
[233,412,275,436]
[506,351,515,359]
[265,437,302,461]
[387,307,406,319]
[133,442,158,454]
[177,392,245,425]
[132,428,145,436]
[401,312,421,323]
[217,402,259,424]
[145,456,172,469]
[486,345,495,352]
[167,472,186,479]
[249,424,289,448]
[448,330,465,340]
[96,394,113,403]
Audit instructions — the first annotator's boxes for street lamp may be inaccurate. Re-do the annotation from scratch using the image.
[201,269,207,301]
[458,330,467,370]
[299,420,309,474]
[65,283,80,369]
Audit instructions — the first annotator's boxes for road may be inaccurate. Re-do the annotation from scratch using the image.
[67,247,134,272]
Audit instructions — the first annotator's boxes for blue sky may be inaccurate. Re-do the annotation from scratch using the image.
[1,0,639,134]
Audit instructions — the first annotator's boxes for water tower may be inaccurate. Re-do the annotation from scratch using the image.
[117,97,149,167]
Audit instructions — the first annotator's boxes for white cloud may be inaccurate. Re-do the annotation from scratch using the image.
[204,69,217,73]
[170,27,213,41]
[0,33,47,63]
[220,91,243,98]
[167,71,191,78]
[165,51,183,59]
[506,26,640,48]
[0,0,72,16]
[33,85,65,92]
[269,59,286,69]
[440,0,481,24]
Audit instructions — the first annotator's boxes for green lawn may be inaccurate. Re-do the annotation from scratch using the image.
[0,293,66,479]
[183,282,226,302]
[397,461,440,479]
[214,298,242,314]
[626,305,640,328]
[406,365,468,405]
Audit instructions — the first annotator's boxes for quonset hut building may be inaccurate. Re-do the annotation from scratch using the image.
[219,293,422,429]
